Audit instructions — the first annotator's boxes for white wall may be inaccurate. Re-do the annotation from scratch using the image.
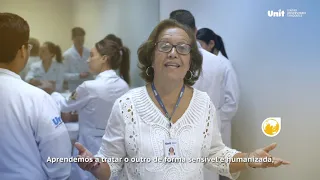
[0,0,73,52]
[115,0,160,87]
[71,0,120,50]
[160,0,319,179]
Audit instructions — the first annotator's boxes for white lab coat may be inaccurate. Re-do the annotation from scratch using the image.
[19,56,41,80]
[214,51,240,148]
[51,70,130,180]
[63,45,92,92]
[193,43,240,180]
[25,60,66,92]
[0,68,71,180]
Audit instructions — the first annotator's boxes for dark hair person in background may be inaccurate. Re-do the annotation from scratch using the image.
[63,27,92,92]
[104,34,131,86]
[25,41,66,93]
[51,38,130,180]
[0,12,71,180]
[197,28,228,59]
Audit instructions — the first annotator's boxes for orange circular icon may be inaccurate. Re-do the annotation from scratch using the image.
[261,118,281,137]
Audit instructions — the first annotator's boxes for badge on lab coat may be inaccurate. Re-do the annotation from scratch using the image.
[164,139,179,158]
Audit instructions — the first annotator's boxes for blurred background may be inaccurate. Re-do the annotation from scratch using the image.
[1,0,319,179]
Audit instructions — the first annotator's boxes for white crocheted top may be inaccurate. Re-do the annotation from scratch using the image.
[95,86,241,180]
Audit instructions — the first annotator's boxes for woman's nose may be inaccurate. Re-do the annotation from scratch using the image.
[168,47,178,59]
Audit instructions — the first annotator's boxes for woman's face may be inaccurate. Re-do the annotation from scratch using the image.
[39,44,53,62]
[169,147,174,153]
[153,27,191,82]
[198,39,214,52]
[87,47,106,74]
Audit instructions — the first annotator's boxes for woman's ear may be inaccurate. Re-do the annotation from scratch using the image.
[19,44,28,59]
[209,40,215,50]
[101,55,108,64]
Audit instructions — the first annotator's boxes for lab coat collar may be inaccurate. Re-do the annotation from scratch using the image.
[71,44,79,50]
[96,69,116,79]
[0,68,21,80]
[71,45,79,54]
[71,45,86,58]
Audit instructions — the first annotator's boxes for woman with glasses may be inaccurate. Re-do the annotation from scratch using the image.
[73,19,289,180]
[25,41,65,93]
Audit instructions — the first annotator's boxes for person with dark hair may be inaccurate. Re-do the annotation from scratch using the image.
[104,34,131,85]
[197,28,228,59]
[0,12,71,180]
[51,38,130,180]
[63,27,92,92]
[25,41,66,93]
[20,37,41,79]
[72,19,289,180]
[169,9,240,180]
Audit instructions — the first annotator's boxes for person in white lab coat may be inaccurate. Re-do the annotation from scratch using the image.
[25,41,66,93]
[197,28,229,59]
[196,27,239,154]
[0,12,71,180]
[51,38,131,180]
[170,10,240,180]
[19,37,41,80]
[63,27,92,92]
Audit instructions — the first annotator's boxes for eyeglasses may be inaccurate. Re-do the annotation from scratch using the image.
[155,41,191,55]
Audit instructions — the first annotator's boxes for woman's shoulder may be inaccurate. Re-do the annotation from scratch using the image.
[193,88,220,116]
[116,86,211,105]
[190,87,215,111]
[29,60,42,68]
[192,87,211,102]
[116,86,146,101]
[109,86,147,113]
[52,60,65,67]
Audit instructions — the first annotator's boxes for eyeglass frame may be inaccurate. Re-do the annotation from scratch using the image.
[154,41,192,55]
[21,43,33,52]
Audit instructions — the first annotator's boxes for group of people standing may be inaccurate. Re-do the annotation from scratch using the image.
[0,8,289,180]
[18,27,130,94]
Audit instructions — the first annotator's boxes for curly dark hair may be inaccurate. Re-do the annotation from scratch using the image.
[137,19,202,86]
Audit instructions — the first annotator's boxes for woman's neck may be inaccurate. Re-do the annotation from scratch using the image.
[152,77,184,99]
[42,59,52,72]
[213,48,219,56]
[98,65,111,75]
